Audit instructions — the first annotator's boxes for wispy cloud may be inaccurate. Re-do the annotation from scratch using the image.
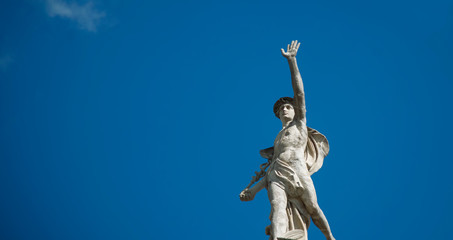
[45,0,105,32]
[0,55,13,72]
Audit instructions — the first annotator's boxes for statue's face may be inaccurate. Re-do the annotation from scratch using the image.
[279,104,295,121]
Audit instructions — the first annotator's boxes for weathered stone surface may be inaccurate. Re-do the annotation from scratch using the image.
[239,41,335,240]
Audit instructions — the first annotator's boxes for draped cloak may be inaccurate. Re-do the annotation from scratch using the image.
[262,127,329,240]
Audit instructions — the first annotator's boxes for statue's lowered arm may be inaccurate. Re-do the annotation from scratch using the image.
[239,147,274,201]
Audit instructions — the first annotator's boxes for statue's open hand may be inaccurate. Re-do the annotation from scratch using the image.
[281,40,300,59]
[239,189,256,201]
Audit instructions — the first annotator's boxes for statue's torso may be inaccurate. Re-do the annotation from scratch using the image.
[268,120,311,192]
[273,121,308,164]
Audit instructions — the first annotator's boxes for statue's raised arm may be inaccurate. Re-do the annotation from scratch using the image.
[281,40,306,122]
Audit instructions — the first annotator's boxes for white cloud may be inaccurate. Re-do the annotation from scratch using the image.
[0,55,13,72]
[46,0,105,32]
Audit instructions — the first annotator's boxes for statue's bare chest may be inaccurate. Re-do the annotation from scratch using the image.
[274,123,307,150]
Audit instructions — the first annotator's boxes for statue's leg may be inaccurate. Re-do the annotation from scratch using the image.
[268,182,288,240]
[301,181,335,240]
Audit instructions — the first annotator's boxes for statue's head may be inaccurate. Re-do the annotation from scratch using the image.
[273,97,295,121]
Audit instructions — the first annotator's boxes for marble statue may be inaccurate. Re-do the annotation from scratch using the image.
[239,41,335,240]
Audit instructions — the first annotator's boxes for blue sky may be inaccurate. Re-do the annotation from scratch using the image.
[1,0,453,239]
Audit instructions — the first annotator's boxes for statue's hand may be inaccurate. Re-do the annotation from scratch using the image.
[239,188,256,201]
[281,40,300,59]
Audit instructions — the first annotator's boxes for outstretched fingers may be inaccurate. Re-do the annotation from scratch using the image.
[292,40,300,50]
[282,40,301,58]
